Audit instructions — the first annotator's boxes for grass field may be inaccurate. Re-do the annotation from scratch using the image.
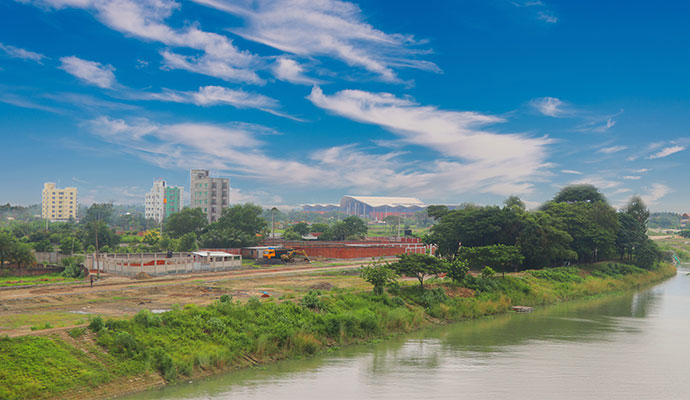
[0,274,81,288]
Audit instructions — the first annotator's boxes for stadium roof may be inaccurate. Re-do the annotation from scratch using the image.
[341,195,426,208]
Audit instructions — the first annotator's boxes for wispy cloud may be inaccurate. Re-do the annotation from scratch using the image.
[537,11,558,23]
[561,169,582,175]
[59,56,116,88]
[648,145,686,159]
[191,0,440,83]
[530,96,567,117]
[641,183,671,205]
[135,85,293,118]
[622,175,640,180]
[26,0,262,84]
[0,42,46,63]
[271,57,319,85]
[308,86,552,196]
[598,145,627,154]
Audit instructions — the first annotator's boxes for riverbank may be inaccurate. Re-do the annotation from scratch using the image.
[0,262,676,400]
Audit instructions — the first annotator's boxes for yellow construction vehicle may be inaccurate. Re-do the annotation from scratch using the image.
[260,248,310,264]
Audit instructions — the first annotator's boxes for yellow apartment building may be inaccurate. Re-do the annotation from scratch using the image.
[41,183,78,221]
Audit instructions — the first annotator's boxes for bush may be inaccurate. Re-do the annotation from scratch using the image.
[301,290,324,310]
[481,266,496,279]
[68,327,86,338]
[88,316,104,332]
[133,310,162,327]
[530,267,583,283]
[61,255,85,279]
[219,294,232,303]
[359,259,398,295]
[446,259,469,283]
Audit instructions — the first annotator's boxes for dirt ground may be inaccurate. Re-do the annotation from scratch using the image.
[0,261,374,337]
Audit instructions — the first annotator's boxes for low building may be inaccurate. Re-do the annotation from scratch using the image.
[41,183,78,221]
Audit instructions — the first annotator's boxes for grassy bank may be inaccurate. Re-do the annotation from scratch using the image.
[0,262,676,400]
[0,273,81,288]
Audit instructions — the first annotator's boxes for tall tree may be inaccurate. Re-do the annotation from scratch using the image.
[426,205,450,221]
[82,203,115,224]
[624,195,650,227]
[553,184,607,204]
[164,208,208,238]
[457,244,524,276]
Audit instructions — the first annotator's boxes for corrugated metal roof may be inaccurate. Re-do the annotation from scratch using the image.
[193,251,239,257]
[341,195,426,208]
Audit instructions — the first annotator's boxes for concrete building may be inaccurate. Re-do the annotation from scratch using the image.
[339,195,426,220]
[42,183,78,221]
[190,169,230,223]
[145,179,183,223]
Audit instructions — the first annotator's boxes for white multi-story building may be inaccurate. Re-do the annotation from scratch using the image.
[42,183,78,221]
[145,179,183,223]
[190,169,230,223]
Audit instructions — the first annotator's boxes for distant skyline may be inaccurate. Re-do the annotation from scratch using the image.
[1,0,689,212]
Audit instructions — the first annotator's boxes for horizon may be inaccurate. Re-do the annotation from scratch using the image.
[2,1,689,212]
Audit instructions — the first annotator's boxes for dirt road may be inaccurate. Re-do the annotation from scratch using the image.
[0,261,371,337]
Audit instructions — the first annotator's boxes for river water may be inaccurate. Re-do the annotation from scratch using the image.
[126,266,690,400]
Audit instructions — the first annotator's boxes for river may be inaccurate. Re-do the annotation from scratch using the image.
[125,266,690,400]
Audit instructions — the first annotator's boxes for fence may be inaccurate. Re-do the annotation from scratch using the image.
[88,252,242,277]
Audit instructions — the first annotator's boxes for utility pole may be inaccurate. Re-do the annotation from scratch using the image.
[271,207,278,239]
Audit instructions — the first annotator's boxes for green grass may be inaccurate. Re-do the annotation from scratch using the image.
[0,273,80,287]
[0,262,675,400]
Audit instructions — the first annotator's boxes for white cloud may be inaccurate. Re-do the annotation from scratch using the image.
[271,57,318,85]
[570,177,621,190]
[537,11,558,23]
[26,0,262,84]
[598,145,627,154]
[561,169,582,175]
[632,168,649,173]
[648,145,686,159]
[641,183,671,205]
[137,85,288,117]
[0,42,46,63]
[191,0,440,82]
[622,175,641,180]
[308,86,552,196]
[59,56,116,88]
[530,96,566,117]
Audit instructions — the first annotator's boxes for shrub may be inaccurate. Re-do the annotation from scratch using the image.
[67,327,86,338]
[359,258,398,295]
[219,294,232,303]
[301,290,324,310]
[61,255,85,279]
[446,259,469,283]
[133,310,162,327]
[481,266,496,279]
[88,316,104,332]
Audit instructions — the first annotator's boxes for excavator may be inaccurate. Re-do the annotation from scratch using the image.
[259,248,310,264]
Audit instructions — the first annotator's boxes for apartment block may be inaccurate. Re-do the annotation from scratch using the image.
[145,179,183,223]
[190,169,230,223]
[42,183,78,221]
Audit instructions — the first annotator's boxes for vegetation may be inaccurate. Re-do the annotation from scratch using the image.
[359,258,398,295]
[426,186,664,270]
[0,260,674,399]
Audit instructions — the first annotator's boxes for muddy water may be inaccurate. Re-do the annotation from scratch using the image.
[125,266,690,400]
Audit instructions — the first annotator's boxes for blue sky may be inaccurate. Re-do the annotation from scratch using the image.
[1,0,689,211]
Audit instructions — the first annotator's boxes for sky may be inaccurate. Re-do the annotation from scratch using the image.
[1,0,689,212]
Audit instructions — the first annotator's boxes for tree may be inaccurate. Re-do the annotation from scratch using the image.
[389,253,446,289]
[216,204,266,237]
[291,222,310,236]
[616,213,646,260]
[624,195,650,227]
[359,258,398,295]
[142,230,161,246]
[0,230,18,268]
[82,221,120,251]
[177,232,199,252]
[10,242,35,268]
[33,239,52,252]
[59,236,82,255]
[163,208,208,239]
[516,211,577,269]
[426,205,449,221]
[427,205,522,257]
[329,216,368,240]
[310,223,329,233]
[634,239,662,269]
[457,244,524,276]
[82,203,114,225]
[553,184,607,204]
[504,195,526,212]
[446,259,469,283]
